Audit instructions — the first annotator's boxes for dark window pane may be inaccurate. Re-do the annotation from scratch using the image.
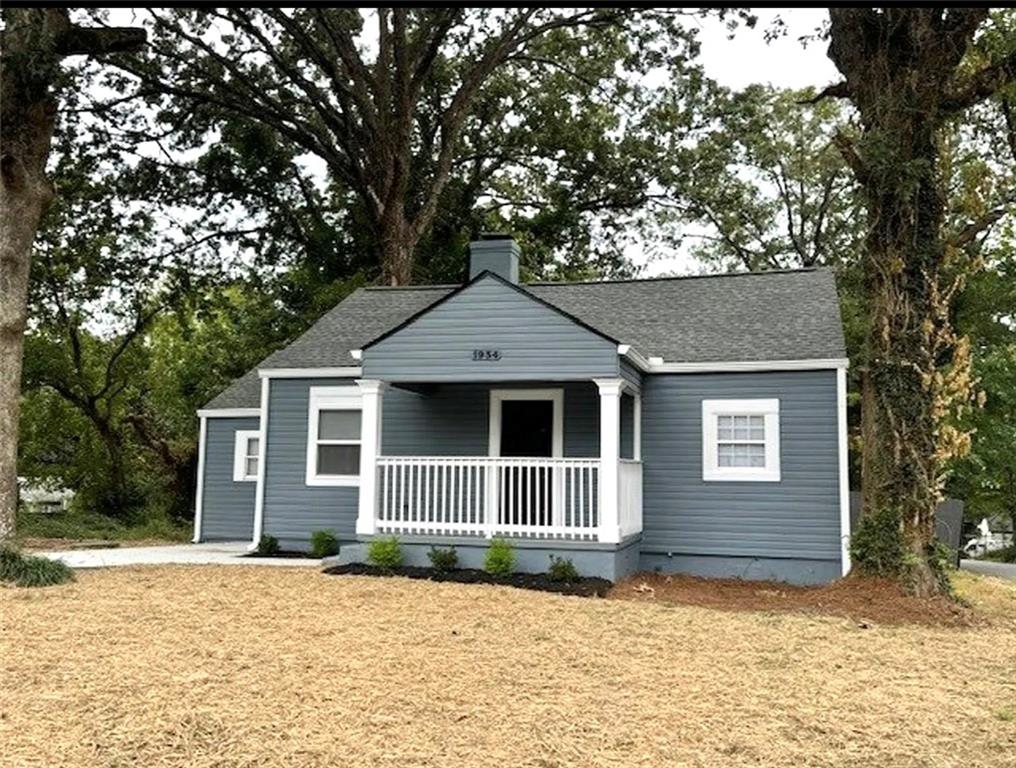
[319,410,361,440]
[317,444,360,476]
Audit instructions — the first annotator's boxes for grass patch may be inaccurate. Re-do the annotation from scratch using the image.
[15,508,190,547]
[0,546,74,587]
[952,570,1016,622]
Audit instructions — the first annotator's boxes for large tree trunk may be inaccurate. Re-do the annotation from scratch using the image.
[0,158,53,542]
[0,90,58,542]
[858,126,945,596]
[0,9,145,541]
[378,205,417,286]
[823,8,1010,595]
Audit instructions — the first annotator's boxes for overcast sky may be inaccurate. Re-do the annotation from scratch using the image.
[644,8,838,275]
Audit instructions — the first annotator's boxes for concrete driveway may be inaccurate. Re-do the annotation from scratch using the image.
[961,559,1016,582]
[37,541,322,569]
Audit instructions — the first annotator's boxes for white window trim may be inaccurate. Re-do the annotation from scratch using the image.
[488,388,564,458]
[232,429,261,482]
[306,385,363,486]
[702,398,781,482]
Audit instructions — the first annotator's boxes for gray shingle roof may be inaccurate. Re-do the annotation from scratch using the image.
[204,268,845,410]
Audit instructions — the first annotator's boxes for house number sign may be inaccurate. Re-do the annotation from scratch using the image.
[472,349,502,361]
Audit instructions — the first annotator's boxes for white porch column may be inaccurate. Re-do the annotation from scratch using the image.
[356,379,386,536]
[633,390,642,461]
[594,378,623,544]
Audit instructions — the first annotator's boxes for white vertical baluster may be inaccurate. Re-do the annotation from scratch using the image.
[442,463,449,531]
[415,462,422,533]
[381,462,389,527]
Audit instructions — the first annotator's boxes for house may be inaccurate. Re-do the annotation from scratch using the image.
[193,235,850,584]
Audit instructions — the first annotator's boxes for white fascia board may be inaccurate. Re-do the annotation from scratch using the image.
[617,344,652,372]
[258,366,363,379]
[196,408,261,418]
[646,358,850,374]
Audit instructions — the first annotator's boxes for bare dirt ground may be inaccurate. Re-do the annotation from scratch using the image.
[2,567,1015,768]
[609,571,1000,627]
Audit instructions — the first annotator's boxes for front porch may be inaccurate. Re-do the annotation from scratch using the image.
[354,379,643,546]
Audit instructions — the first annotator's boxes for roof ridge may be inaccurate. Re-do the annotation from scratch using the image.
[359,266,830,292]
[526,266,828,288]
[363,283,459,291]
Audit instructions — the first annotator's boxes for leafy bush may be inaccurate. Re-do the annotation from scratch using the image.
[427,546,458,573]
[0,546,75,588]
[310,529,340,558]
[15,507,190,543]
[256,534,280,556]
[850,507,905,577]
[983,544,1016,564]
[367,536,403,570]
[547,555,580,583]
[484,538,515,576]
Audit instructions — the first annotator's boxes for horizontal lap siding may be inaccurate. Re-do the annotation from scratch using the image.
[200,417,259,540]
[383,382,600,457]
[365,277,620,381]
[262,378,358,543]
[642,371,840,560]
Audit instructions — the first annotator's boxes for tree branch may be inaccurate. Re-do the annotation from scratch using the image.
[798,81,850,104]
[941,49,1016,111]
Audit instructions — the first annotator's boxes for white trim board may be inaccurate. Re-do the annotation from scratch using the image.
[837,366,852,576]
[488,388,564,458]
[258,367,362,379]
[250,376,271,550]
[196,408,261,418]
[192,416,208,543]
[620,354,850,374]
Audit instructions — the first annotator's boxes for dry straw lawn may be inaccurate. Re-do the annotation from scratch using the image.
[2,566,1015,768]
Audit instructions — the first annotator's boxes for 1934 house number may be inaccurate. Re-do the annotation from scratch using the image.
[472,349,502,361]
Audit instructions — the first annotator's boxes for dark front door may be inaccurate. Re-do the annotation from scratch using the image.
[499,400,553,526]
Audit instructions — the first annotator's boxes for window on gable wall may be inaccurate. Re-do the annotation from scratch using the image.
[701,399,781,482]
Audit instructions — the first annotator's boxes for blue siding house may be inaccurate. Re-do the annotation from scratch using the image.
[194,235,850,584]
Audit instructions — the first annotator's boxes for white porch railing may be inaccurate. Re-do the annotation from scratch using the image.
[619,459,643,538]
[375,456,602,540]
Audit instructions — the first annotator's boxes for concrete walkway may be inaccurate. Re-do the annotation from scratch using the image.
[961,559,1016,582]
[37,541,322,569]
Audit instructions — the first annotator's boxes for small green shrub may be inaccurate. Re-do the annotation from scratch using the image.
[367,536,403,570]
[0,546,75,588]
[484,538,515,576]
[427,546,458,573]
[256,534,280,556]
[310,529,340,558]
[850,507,906,577]
[547,555,580,583]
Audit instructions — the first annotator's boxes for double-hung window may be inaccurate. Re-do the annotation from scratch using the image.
[702,399,781,482]
[233,430,260,482]
[306,386,362,486]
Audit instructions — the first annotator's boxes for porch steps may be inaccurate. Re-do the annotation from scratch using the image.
[330,543,368,567]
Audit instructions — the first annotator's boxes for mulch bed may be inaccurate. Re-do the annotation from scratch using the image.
[243,550,318,559]
[324,562,612,597]
[609,571,979,627]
